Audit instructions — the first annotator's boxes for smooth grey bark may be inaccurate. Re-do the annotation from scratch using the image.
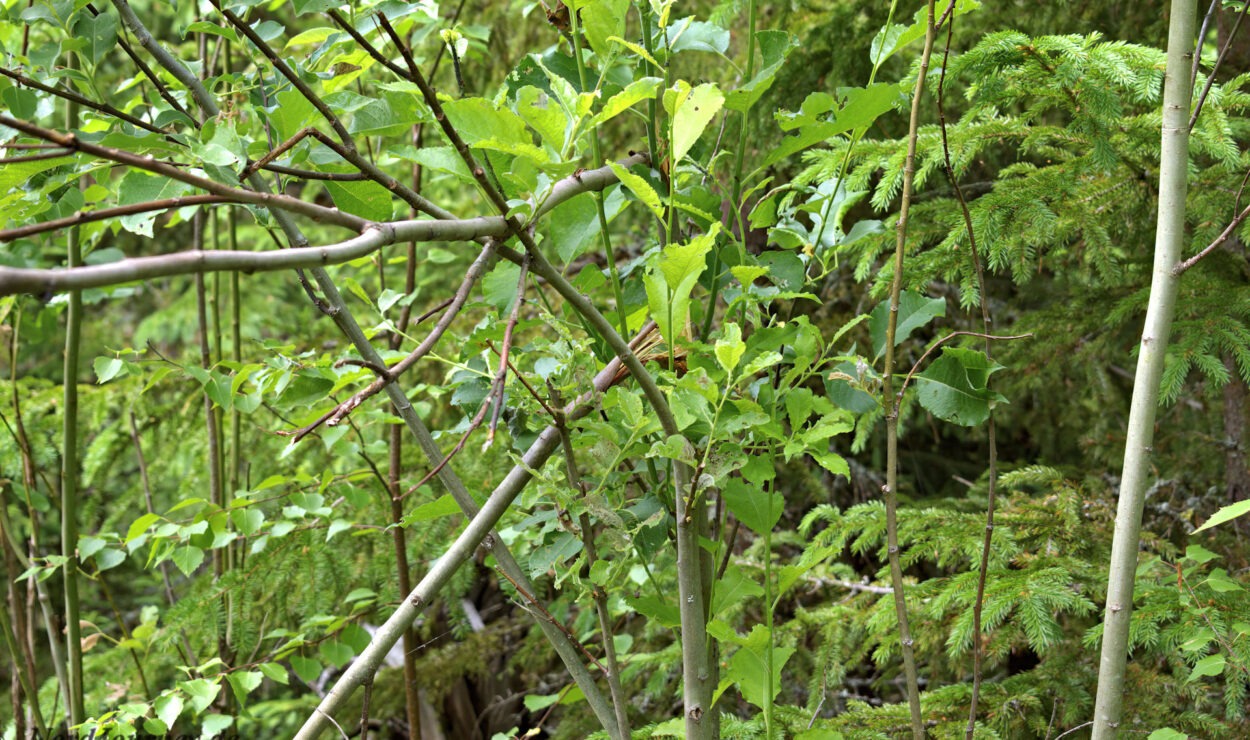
[1091,1,1197,736]
[292,356,627,740]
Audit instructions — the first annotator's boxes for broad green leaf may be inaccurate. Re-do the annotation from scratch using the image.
[443,97,530,148]
[666,17,729,55]
[154,694,182,730]
[94,548,126,571]
[1193,499,1250,533]
[716,322,745,374]
[71,11,118,65]
[724,30,799,113]
[645,226,717,345]
[171,545,205,577]
[292,0,340,15]
[572,0,628,61]
[1147,730,1188,740]
[1187,653,1226,682]
[226,671,263,704]
[79,537,106,559]
[126,513,160,544]
[869,291,946,359]
[608,161,664,221]
[524,693,560,712]
[93,356,126,384]
[115,171,196,237]
[289,655,321,684]
[319,640,354,668]
[179,677,220,714]
[516,86,568,152]
[258,662,289,685]
[482,260,522,311]
[667,82,724,164]
[528,532,582,578]
[712,563,764,615]
[201,714,233,738]
[269,89,317,141]
[590,77,662,127]
[723,477,782,535]
[915,347,1007,427]
[284,27,339,49]
[399,494,462,527]
[323,179,393,222]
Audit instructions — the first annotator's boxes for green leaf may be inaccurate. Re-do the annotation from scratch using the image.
[323,180,393,222]
[92,356,127,384]
[319,640,354,668]
[154,694,182,730]
[482,261,522,311]
[289,655,321,684]
[201,713,233,738]
[869,291,946,359]
[667,82,724,164]
[79,536,106,559]
[292,0,341,15]
[94,548,126,571]
[230,508,264,536]
[126,513,160,544]
[573,0,628,60]
[1187,653,1226,682]
[171,545,205,577]
[666,18,729,55]
[645,226,717,345]
[608,161,664,221]
[1147,730,1188,740]
[115,171,196,237]
[715,322,745,374]
[258,662,289,685]
[400,494,461,527]
[591,77,662,127]
[1193,499,1250,533]
[723,477,782,535]
[443,97,530,149]
[179,677,220,714]
[724,30,799,113]
[915,347,1007,427]
[71,11,118,65]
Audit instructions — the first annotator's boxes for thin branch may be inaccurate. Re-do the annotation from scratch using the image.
[1173,200,1250,274]
[0,114,368,231]
[86,3,193,122]
[0,148,73,164]
[209,0,353,145]
[287,242,497,442]
[1190,0,1250,130]
[0,67,167,136]
[292,345,631,740]
[0,195,235,243]
[494,565,608,674]
[260,163,369,181]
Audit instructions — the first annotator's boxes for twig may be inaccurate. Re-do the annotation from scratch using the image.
[0,67,166,136]
[0,114,367,231]
[287,242,497,442]
[208,1,353,145]
[0,195,235,243]
[1190,0,1250,130]
[494,565,609,674]
[1173,201,1250,275]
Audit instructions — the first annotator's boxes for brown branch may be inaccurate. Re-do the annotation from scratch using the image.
[209,0,353,146]
[288,242,498,442]
[0,114,367,231]
[493,565,609,675]
[0,67,167,136]
[0,148,73,164]
[1190,0,1250,130]
[86,3,193,123]
[325,9,411,80]
[488,253,530,445]
[1174,201,1250,275]
[0,195,235,243]
[259,163,368,182]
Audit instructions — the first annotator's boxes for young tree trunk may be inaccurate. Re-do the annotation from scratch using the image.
[1092,1,1197,736]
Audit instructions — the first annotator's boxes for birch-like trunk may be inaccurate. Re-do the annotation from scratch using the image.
[1092,1,1197,735]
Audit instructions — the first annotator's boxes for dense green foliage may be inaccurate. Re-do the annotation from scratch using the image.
[1,1,1248,739]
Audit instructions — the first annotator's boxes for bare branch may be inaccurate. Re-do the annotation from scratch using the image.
[0,67,166,136]
[0,114,367,231]
[0,195,235,243]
